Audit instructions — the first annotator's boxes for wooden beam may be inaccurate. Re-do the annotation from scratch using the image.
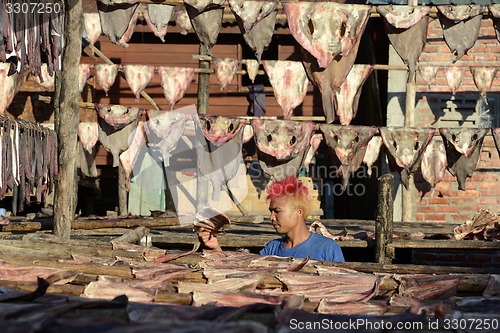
[375,174,394,264]
[0,217,180,233]
[53,0,83,239]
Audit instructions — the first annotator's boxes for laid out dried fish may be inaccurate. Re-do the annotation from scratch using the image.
[193,206,231,234]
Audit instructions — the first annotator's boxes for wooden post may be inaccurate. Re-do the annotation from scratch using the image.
[196,44,210,212]
[53,0,83,239]
[117,163,128,215]
[402,74,417,223]
[400,0,419,224]
[375,174,394,264]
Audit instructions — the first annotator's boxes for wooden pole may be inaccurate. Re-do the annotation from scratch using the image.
[117,163,128,215]
[375,174,394,264]
[53,0,83,239]
[196,44,210,212]
[400,0,419,224]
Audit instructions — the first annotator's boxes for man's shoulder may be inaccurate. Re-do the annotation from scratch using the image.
[266,237,286,247]
[309,232,338,245]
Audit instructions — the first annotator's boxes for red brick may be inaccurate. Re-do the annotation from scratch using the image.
[427,197,450,205]
[459,205,481,212]
[423,45,438,53]
[479,182,498,189]
[483,175,500,181]
[425,214,446,221]
[474,54,497,62]
[478,197,497,205]
[415,213,424,221]
[479,189,500,196]
[417,206,435,213]
[455,214,473,222]
[470,173,483,181]
[457,190,480,197]
[471,44,487,53]
[435,182,453,191]
[435,206,459,213]
[451,197,474,204]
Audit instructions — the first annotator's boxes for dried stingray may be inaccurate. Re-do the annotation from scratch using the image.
[193,206,231,235]
[320,125,377,192]
[229,0,278,61]
[185,0,224,51]
[380,127,435,189]
[492,128,500,158]
[379,5,429,82]
[440,128,488,191]
[489,5,500,43]
[437,5,484,63]
[300,15,367,124]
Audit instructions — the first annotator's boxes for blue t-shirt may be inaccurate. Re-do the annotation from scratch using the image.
[259,232,345,262]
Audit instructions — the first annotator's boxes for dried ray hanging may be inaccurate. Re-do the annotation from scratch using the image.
[444,66,467,95]
[95,64,119,96]
[145,110,191,167]
[380,127,435,189]
[335,65,374,126]
[142,2,174,42]
[284,2,371,69]
[122,65,155,100]
[437,5,484,63]
[420,139,448,197]
[184,0,225,52]
[377,5,430,82]
[253,119,314,181]
[213,58,241,91]
[439,128,488,191]
[193,114,246,201]
[320,125,377,192]
[229,0,278,61]
[97,0,141,47]
[158,66,195,110]
[83,13,102,49]
[261,60,309,119]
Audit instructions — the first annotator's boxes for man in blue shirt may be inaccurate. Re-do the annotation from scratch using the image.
[197,176,345,262]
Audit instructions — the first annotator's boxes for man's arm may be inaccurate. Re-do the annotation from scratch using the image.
[196,228,222,252]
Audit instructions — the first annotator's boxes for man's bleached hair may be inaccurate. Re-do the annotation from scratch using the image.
[266,176,311,218]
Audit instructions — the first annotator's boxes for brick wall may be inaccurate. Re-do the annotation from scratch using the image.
[412,16,500,225]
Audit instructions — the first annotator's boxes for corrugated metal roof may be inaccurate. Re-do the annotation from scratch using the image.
[367,1,495,4]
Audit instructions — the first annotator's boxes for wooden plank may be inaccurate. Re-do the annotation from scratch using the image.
[388,239,500,250]
[1,217,180,232]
